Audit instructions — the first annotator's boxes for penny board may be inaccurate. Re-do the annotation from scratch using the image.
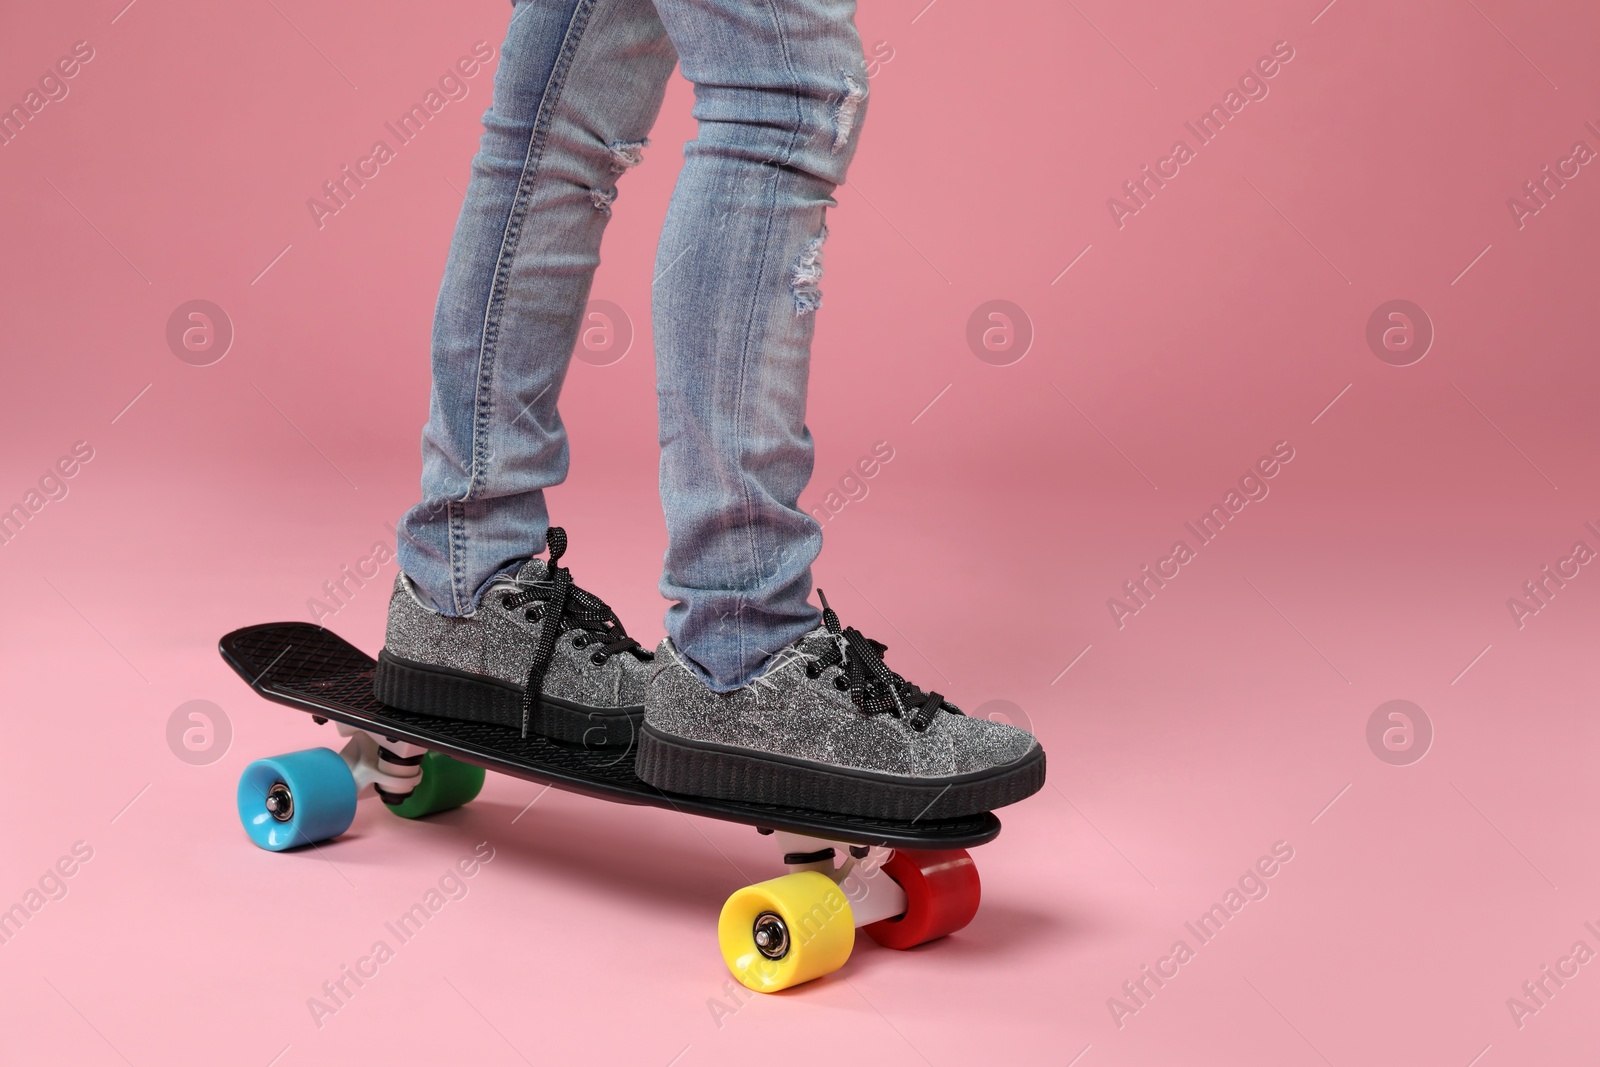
[220,622,1002,850]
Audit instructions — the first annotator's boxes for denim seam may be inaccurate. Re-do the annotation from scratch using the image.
[447,499,468,614]
[455,0,598,610]
[468,0,599,502]
[725,0,804,681]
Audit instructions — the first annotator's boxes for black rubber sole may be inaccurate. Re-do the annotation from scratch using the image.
[634,726,1047,822]
[374,649,641,748]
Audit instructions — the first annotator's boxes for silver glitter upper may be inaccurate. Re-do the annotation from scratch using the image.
[384,560,650,708]
[643,632,1039,778]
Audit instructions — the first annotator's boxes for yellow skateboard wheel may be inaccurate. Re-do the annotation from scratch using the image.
[718,871,855,993]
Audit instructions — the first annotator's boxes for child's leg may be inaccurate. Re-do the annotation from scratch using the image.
[650,0,871,690]
[398,0,678,616]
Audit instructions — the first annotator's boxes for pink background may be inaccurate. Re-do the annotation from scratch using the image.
[4,0,1599,1063]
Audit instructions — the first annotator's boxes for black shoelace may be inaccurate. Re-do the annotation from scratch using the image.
[499,527,651,737]
[807,589,961,732]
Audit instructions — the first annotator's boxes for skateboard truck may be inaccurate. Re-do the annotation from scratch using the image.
[769,830,910,928]
[330,723,428,806]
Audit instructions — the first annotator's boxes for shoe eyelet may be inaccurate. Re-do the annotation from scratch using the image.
[833,676,849,691]
[804,665,821,679]
[500,595,515,609]
[524,609,539,621]
[590,651,608,666]
[572,636,587,648]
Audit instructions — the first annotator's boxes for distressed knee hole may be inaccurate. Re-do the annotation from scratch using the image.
[591,139,647,215]
[606,138,648,174]
[831,75,866,153]
[791,225,828,315]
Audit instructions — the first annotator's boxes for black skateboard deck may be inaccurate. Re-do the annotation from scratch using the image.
[219,622,1002,849]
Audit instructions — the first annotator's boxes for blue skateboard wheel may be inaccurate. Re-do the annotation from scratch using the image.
[237,748,358,851]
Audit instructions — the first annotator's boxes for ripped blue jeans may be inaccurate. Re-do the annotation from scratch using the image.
[395,0,870,691]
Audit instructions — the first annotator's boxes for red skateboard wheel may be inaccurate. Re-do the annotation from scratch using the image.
[863,848,981,950]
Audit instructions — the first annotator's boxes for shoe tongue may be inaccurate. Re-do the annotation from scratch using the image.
[513,558,550,584]
[799,625,838,658]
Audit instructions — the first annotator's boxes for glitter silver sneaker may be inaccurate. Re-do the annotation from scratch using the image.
[635,591,1045,820]
[374,528,654,747]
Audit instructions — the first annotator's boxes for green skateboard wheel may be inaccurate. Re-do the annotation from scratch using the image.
[386,752,486,819]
